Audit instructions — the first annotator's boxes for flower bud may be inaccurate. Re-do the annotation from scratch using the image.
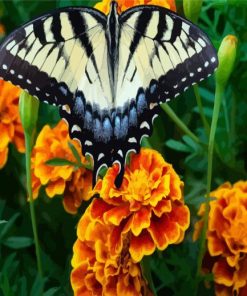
[19,90,39,136]
[183,0,203,23]
[216,35,237,88]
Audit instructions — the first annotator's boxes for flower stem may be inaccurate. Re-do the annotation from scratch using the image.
[193,85,210,137]
[161,103,200,144]
[24,132,43,278]
[195,82,224,293]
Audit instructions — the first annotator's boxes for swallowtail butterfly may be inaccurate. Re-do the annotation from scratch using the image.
[0,1,218,187]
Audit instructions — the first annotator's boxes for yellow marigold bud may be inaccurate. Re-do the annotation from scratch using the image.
[19,91,39,136]
[183,0,203,23]
[216,35,237,88]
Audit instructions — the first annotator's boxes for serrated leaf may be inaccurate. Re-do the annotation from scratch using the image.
[2,236,33,249]
[46,158,76,167]
[166,139,192,153]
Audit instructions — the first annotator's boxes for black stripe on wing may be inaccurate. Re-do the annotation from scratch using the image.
[120,5,218,101]
[0,7,106,106]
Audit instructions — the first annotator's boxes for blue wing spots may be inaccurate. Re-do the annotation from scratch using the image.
[137,90,147,115]
[84,110,93,129]
[58,84,68,96]
[120,115,128,138]
[114,115,121,138]
[93,117,102,139]
[150,81,158,94]
[74,94,85,117]
[114,114,128,139]
[129,105,137,127]
[102,117,113,141]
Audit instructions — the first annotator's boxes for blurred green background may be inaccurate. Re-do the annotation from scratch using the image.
[0,0,246,295]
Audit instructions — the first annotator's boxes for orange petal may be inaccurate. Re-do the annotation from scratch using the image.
[90,198,113,222]
[153,199,172,217]
[130,230,155,262]
[170,204,190,230]
[104,204,130,226]
[131,207,151,236]
[208,233,226,256]
[213,259,234,286]
[71,240,95,268]
[46,178,66,197]
[148,214,178,249]
[0,147,8,169]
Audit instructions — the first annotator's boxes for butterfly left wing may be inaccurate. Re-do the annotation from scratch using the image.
[111,5,218,182]
[0,8,118,185]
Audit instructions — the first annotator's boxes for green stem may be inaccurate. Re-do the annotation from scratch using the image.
[193,84,210,137]
[161,103,200,144]
[24,132,43,278]
[195,83,224,294]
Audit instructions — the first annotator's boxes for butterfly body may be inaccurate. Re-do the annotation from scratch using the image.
[0,2,218,187]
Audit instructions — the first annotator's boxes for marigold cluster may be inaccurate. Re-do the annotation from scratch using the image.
[71,207,153,296]
[31,120,92,214]
[0,80,25,169]
[71,148,189,294]
[95,0,176,14]
[92,148,190,262]
[194,181,247,295]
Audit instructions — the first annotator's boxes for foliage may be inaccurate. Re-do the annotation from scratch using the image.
[0,0,246,295]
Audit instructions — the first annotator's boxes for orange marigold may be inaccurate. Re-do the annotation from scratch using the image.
[194,181,247,295]
[92,148,190,262]
[71,207,152,296]
[31,120,92,214]
[0,80,25,169]
[95,0,176,15]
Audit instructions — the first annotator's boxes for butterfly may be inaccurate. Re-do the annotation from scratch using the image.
[0,0,218,187]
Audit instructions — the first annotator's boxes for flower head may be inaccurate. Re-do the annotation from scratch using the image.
[71,206,152,296]
[31,120,92,214]
[0,80,25,168]
[92,148,190,262]
[95,0,176,14]
[194,181,247,295]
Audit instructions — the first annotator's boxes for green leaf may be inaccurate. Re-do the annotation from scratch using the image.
[68,141,81,164]
[2,236,33,249]
[19,277,27,296]
[45,158,76,166]
[30,275,45,296]
[43,287,60,296]
[0,220,7,225]
[0,213,20,240]
[166,139,192,153]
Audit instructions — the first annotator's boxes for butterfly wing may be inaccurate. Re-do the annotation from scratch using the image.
[111,5,218,184]
[0,8,117,184]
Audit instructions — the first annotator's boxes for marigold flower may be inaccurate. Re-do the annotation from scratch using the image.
[194,181,247,295]
[92,148,190,262]
[31,120,92,214]
[95,0,176,15]
[71,207,152,296]
[0,80,25,168]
